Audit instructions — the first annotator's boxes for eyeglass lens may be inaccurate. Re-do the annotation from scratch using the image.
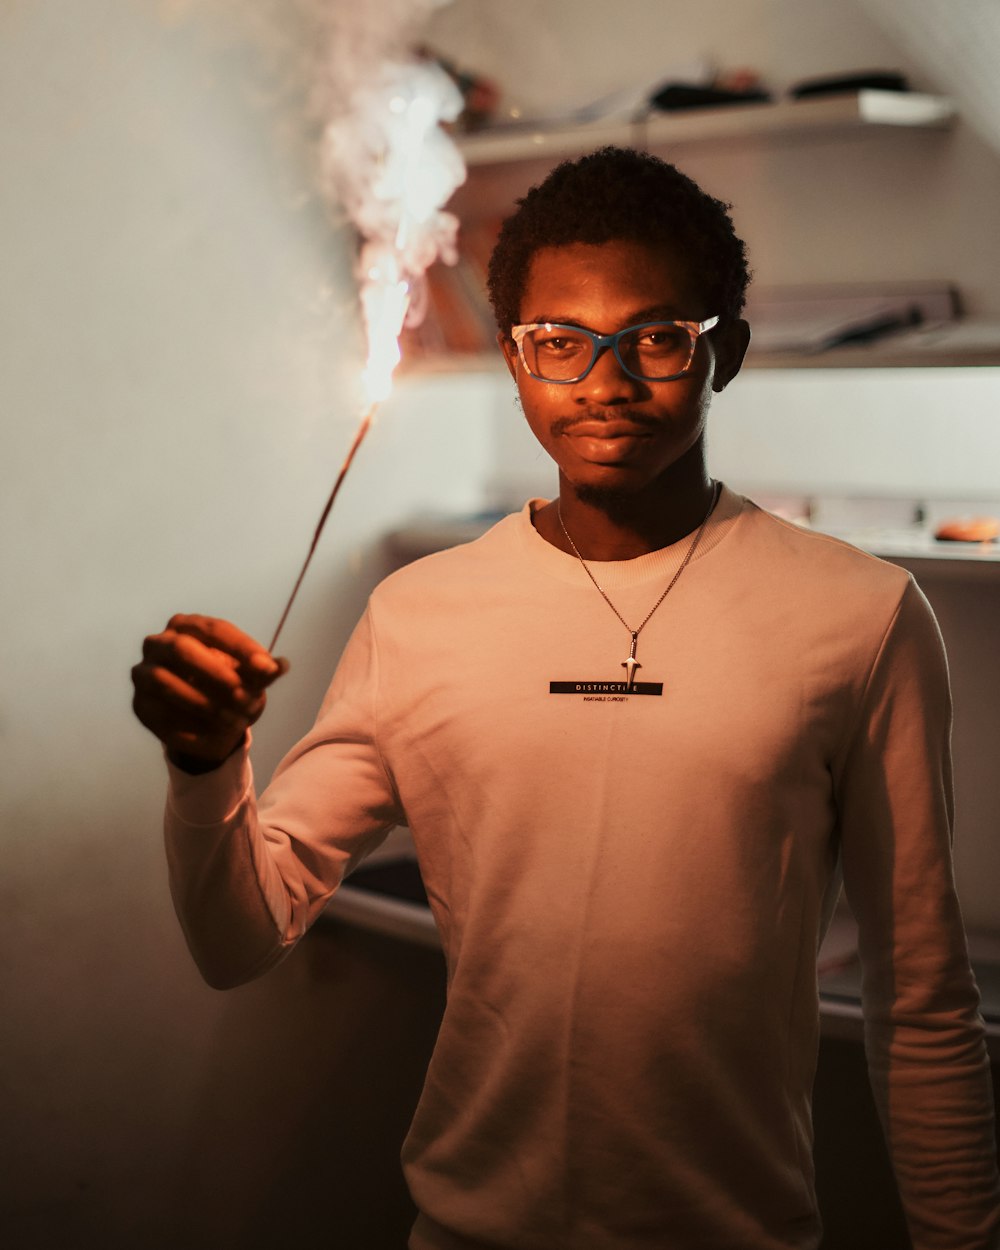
[523,323,696,381]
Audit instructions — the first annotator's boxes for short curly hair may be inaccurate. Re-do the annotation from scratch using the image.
[486,146,750,337]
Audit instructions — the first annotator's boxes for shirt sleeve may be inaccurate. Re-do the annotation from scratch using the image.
[836,575,1000,1249]
[163,607,404,988]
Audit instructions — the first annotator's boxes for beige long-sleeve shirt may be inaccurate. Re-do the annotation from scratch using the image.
[165,486,1000,1249]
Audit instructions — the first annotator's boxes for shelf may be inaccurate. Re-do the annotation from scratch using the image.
[455,90,956,167]
[744,322,1000,370]
[381,513,1000,578]
[400,332,1000,375]
[323,834,441,950]
[325,856,1000,1059]
[324,881,441,950]
[819,915,1000,1058]
[823,527,1000,580]
[400,330,1000,375]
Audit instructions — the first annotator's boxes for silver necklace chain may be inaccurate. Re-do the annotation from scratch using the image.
[557,480,720,684]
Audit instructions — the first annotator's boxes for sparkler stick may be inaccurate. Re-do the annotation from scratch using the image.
[264,37,466,655]
[268,403,376,653]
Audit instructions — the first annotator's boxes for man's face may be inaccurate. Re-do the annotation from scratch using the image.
[501,239,746,501]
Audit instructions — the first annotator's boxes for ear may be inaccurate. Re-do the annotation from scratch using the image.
[498,331,519,381]
[711,319,751,393]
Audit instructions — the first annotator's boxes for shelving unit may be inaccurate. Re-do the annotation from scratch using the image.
[399,89,1000,372]
[328,790,1000,1056]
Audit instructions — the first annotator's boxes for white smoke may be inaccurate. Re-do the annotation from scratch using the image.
[309,0,467,402]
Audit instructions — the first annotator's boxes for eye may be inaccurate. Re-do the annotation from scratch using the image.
[637,326,687,351]
[535,334,586,355]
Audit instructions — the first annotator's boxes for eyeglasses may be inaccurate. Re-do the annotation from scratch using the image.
[509,317,720,384]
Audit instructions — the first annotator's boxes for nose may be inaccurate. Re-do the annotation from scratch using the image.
[574,343,644,404]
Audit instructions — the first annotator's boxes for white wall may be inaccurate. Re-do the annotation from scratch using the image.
[0,2,493,1240]
[476,363,1000,504]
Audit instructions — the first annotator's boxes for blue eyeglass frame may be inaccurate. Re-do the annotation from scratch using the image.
[510,316,720,384]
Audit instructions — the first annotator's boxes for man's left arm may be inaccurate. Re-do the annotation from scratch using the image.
[837,576,1000,1250]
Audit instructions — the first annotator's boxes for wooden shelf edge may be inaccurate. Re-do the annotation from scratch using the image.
[456,91,956,166]
[745,345,1000,370]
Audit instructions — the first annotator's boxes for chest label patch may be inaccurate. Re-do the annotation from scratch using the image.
[549,680,664,698]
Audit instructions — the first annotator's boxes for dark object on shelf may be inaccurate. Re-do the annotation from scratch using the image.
[347,857,429,906]
[823,305,923,350]
[790,71,908,99]
[650,83,771,112]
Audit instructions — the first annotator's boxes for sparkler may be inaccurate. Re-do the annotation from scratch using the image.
[268,31,465,653]
[267,403,376,652]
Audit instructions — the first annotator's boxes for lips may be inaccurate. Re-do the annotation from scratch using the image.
[566,419,652,439]
[563,419,654,465]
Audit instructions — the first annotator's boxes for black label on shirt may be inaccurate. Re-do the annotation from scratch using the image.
[549,681,663,697]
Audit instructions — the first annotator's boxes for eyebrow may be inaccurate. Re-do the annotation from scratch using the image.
[523,304,691,329]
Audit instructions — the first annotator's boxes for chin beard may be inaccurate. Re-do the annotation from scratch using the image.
[573,481,642,520]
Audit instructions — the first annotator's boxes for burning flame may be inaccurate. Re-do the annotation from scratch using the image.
[320,54,465,405]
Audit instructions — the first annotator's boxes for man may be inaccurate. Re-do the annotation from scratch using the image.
[132,147,1000,1249]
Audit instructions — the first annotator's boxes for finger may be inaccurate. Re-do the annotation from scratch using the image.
[131,661,251,729]
[143,629,282,714]
[142,632,255,711]
[131,667,257,764]
[167,615,286,687]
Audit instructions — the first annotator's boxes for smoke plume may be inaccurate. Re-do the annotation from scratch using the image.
[309,0,467,401]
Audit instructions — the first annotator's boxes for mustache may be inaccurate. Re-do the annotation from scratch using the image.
[551,409,661,437]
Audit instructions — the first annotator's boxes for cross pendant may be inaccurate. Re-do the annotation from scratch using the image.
[622,631,641,690]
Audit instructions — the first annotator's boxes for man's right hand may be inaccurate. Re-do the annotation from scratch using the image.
[131,614,288,773]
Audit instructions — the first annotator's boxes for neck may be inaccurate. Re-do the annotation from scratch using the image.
[537,467,718,561]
